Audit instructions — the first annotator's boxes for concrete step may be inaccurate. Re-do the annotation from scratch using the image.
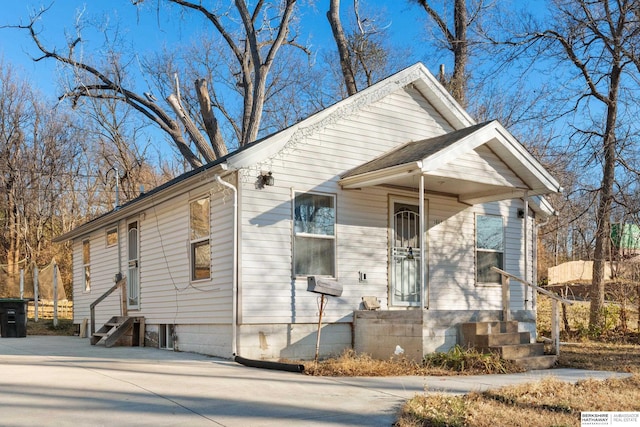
[511,355,558,371]
[460,321,519,336]
[473,332,531,347]
[490,343,545,359]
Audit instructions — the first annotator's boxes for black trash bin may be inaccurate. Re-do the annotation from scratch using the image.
[0,299,28,338]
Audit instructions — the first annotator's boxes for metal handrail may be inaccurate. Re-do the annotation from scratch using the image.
[491,267,574,306]
[89,277,127,338]
[491,266,572,355]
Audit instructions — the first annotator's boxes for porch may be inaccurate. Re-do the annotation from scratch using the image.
[353,308,536,361]
[353,268,573,370]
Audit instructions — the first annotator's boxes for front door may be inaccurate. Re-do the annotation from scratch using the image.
[390,200,422,306]
[127,220,140,309]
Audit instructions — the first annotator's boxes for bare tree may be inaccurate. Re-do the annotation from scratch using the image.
[0,61,82,289]
[327,0,358,96]
[326,0,396,98]
[79,94,168,210]
[15,1,306,169]
[411,0,475,106]
[519,0,640,332]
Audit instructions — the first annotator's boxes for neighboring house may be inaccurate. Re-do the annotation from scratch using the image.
[611,223,640,257]
[54,63,561,362]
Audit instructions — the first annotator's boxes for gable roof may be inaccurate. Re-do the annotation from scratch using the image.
[340,120,562,208]
[224,62,475,170]
[342,121,490,179]
[54,63,559,242]
[54,62,475,242]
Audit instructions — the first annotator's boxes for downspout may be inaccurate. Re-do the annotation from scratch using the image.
[524,191,529,310]
[215,175,238,356]
[420,174,428,309]
[215,172,304,373]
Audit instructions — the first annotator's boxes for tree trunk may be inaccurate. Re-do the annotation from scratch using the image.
[166,94,217,163]
[327,0,358,96]
[195,79,228,159]
[451,0,467,106]
[589,66,621,333]
[414,0,469,106]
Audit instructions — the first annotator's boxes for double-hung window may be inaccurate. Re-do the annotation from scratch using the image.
[476,214,504,284]
[190,196,211,281]
[294,192,336,276]
[106,226,118,247]
[82,239,91,292]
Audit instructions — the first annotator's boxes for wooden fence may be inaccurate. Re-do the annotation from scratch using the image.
[27,300,73,320]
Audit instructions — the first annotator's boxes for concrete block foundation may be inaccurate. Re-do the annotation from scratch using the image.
[354,310,536,362]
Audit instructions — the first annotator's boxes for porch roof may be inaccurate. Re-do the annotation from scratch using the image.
[339,120,562,208]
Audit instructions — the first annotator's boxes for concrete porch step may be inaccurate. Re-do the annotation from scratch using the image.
[472,331,531,347]
[459,321,555,371]
[460,321,519,336]
[511,355,558,371]
[488,342,545,359]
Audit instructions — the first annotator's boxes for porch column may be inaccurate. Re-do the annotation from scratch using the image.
[419,174,427,309]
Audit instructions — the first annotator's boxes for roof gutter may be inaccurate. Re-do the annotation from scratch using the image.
[340,162,421,189]
[53,163,228,243]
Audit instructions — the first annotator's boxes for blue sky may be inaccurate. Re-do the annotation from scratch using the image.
[1,1,426,99]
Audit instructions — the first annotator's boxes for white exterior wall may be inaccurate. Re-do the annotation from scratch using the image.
[132,185,233,325]
[238,86,453,327]
[71,176,236,356]
[236,85,536,334]
[72,228,122,328]
[69,81,540,360]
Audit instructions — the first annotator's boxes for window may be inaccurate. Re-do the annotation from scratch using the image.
[106,227,118,247]
[159,324,175,350]
[476,215,504,284]
[294,192,336,276]
[82,239,91,292]
[190,196,210,280]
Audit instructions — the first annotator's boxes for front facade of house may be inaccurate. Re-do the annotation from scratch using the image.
[57,63,560,361]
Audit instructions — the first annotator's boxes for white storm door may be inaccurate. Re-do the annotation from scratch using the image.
[391,201,422,306]
[127,220,140,309]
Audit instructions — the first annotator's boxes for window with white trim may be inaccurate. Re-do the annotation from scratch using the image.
[476,214,504,284]
[106,226,118,247]
[294,192,336,276]
[82,239,91,292]
[190,196,211,281]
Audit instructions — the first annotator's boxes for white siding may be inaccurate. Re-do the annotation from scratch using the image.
[135,183,234,324]
[428,199,533,311]
[72,229,121,327]
[70,81,539,351]
[238,86,456,324]
[435,145,526,188]
[72,178,235,327]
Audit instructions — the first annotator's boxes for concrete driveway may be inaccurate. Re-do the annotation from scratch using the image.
[0,336,629,426]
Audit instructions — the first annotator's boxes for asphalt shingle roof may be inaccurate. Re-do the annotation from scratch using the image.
[342,121,491,178]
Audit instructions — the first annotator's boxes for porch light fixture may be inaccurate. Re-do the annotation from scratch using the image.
[258,171,274,187]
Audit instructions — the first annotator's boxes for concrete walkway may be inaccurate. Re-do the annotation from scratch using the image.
[0,336,630,426]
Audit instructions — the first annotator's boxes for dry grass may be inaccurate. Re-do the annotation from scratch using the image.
[301,346,524,377]
[302,349,429,376]
[395,291,640,427]
[537,289,640,339]
[557,341,640,373]
[396,375,640,427]
[27,318,75,336]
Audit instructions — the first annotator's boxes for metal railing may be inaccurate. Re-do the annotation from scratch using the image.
[89,277,127,338]
[492,267,574,355]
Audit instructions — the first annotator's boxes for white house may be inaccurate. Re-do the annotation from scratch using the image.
[54,63,561,363]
